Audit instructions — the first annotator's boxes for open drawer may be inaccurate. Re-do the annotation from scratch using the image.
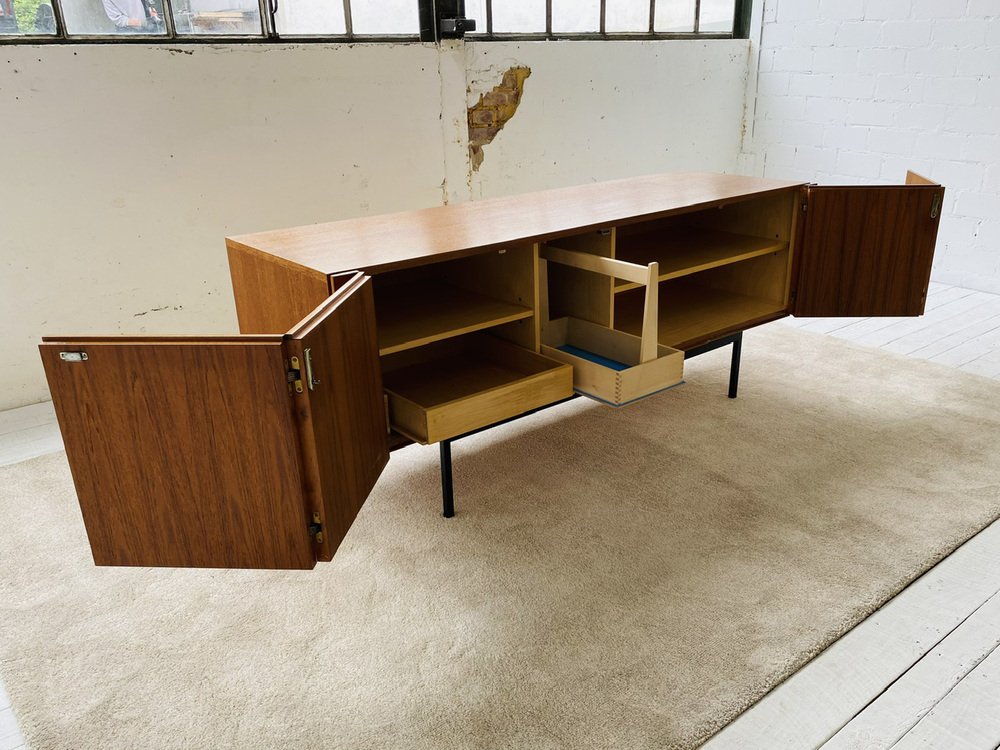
[382,333,573,444]
[539,244,684,406]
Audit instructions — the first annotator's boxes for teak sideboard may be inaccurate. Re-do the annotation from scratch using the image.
[40,172,944,570]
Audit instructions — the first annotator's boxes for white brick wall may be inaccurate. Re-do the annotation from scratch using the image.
[747,0,1000,293]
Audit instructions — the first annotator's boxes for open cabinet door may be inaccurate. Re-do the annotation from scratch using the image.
[40,334,317,569]
[39,272,387,569]
[283,272,389,562]
[793,178,944,317]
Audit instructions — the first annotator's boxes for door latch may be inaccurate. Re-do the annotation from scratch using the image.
[304,347,319,390]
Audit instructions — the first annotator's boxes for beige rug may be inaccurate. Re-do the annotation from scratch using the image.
[2,325,1000,750]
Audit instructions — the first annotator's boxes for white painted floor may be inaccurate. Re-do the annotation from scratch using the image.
[1,281,998,750]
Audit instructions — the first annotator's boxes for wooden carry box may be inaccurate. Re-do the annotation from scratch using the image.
[539,245,684,406]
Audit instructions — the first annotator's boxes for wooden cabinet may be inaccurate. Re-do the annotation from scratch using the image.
[40,172,944,570]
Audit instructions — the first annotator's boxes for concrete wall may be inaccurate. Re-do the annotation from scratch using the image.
[466,41,751,199]
[0,39,750,410]
[744,0,1000,293]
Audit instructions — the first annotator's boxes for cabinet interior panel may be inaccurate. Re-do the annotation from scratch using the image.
[615,283,788,350]
[440,244,537,307]
[374,281,534,356]
[671,189,799,244]
[439,244,539,350]
[543,230,615,328]
[698,249,792,308]
[613,226,789,291]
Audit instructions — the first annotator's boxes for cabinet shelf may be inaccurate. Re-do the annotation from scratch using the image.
[615,284,787,349]
[614,227,788,292]
[375,282,534,356]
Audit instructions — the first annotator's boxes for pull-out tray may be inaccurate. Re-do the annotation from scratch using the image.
[382,333,573,444]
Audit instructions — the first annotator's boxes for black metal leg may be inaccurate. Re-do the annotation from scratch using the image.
[440,440,455,518]
[684,331,744,399]
[728,332,742,399]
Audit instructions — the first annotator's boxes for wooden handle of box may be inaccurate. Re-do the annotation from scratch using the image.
[539,245,660,363]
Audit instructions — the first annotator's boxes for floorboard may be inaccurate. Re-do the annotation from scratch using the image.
[891,643,1000,749]
[821,590,1000,749]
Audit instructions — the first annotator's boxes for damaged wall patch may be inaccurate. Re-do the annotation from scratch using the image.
[467,66,531,171]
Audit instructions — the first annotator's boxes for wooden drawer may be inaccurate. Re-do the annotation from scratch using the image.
[382,334,573,444]
[542,316,684,406]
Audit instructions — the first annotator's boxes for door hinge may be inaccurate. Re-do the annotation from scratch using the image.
[308,511,324,544]
[801,201,808,213]
[287,356,303,394]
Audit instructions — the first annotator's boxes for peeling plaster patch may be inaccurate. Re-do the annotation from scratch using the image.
[467,66,531,171]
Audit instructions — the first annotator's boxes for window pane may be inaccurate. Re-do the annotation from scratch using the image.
[606,0,649,32]
[653,0,693,32]
[63,0,168,34]
[1,0,58,34]
[275,0,345,35]
[350,0,418,34]
[552,0,598,33]
[492,0,544,33]
[698,0,733,31]
[464,0,486,33]
[171,0,260,35]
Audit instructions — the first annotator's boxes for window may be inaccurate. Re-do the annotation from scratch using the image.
[467,0,744,37]
[0,0,748,41]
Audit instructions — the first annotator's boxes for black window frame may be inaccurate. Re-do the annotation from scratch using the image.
[0,0,751,44]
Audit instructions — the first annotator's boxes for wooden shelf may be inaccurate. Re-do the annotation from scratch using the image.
[375,282,533,356]
[614,227,788,292]
[615,284,787,349]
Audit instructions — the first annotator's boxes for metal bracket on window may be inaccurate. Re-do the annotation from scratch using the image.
[420,0,475,42]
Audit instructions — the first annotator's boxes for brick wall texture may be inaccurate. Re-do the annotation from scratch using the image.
[751,0,1000,292]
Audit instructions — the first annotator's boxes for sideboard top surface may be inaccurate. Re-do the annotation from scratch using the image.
[227,172,804,276]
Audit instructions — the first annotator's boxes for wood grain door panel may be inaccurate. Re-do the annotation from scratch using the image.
[793,183,944,317]
[284,273,389,561]
[39,338,317,569]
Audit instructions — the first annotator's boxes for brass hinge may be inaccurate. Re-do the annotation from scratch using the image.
[801,201,808,213]
[287,356,303,394]
[308,511,324,544]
